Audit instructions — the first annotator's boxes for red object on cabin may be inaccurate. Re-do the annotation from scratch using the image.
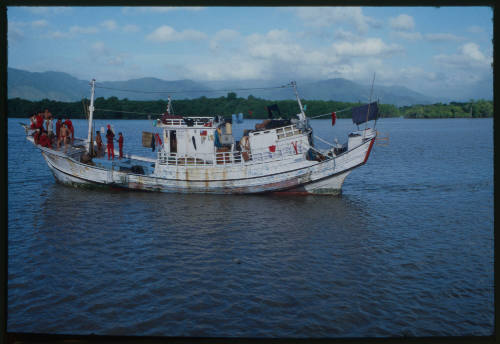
[200,130,207,136]
[269,145,276,153]
[155,133,162,145]
[331,112,337,126]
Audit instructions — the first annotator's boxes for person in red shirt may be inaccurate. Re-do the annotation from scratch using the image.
[64,118,74,144]
[118,132,124,159]
[35,112,44,130]
[105,125,115,160]
[33,129,41,145]
[38,131,51,148]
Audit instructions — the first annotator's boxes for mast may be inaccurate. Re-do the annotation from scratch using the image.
[363,73,376,139]
[291,81,306,122]
[87,79,96,153]
[167,96,173,115]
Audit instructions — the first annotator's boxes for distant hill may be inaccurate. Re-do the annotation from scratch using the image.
[8,67,444,106]
[8,68,89,101]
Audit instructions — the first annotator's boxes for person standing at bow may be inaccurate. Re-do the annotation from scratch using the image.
[95,131,103,157]
[63,118,74,144]
[55,118,62,140]
[118,132,124,159]
[106,124,115,160]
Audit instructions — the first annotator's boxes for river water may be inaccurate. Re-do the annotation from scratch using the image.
[7,117,494,337]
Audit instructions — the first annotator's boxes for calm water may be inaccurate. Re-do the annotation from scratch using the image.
[7,117,494,337]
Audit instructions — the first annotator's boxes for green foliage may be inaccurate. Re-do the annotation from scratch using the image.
[400,100,492,118]
[7,96,492,119]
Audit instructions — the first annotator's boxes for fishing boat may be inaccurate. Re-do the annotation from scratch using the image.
[23,80,378,195]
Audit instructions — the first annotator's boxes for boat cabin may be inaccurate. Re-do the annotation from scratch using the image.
[152,114,311,166]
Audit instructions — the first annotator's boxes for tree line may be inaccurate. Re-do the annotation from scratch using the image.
[7,93,492,119]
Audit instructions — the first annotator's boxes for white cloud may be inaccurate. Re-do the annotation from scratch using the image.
[123,24,140,33]
[461,42,487,61]
[291,7,380,33]
[434,42,491,69]
[32,20,49,28]
[389,14,415,31]
[101,20,117,31]
[210,29,240,50]
[245,30,338,66]
[186,59,267,80]
[334,29,362,41]
[146,25,207,42]
[332,38,403,57]
[70,25,99,34]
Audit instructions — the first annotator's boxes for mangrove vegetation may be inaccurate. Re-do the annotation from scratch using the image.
[7,94,493,119]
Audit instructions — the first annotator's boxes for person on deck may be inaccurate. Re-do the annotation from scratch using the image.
[118,132,124,159]
[95,131,103,157]
[45,115,54,138]
[35,112,44,130]
[106,125,115,160]
[33,128,42,145]
[64,118,74,144]
[58,123,70,152]
[55,118,62,140]
[38,131,51,148]
[44,109,52,120]
[30,114,37,129]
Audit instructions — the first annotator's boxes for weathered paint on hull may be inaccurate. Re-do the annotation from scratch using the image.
[39,135,376,195]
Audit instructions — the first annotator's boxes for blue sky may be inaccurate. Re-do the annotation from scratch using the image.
[7,6,493,99]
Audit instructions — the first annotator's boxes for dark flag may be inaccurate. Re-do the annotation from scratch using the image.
[266,104,281,119]
[352,102,379,125]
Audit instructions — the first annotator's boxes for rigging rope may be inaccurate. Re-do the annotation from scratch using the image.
[94,84,291,95]
[94,108,157,116]
[309,107,352,119]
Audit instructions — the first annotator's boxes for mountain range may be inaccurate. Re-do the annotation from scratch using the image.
[7,67,453,106]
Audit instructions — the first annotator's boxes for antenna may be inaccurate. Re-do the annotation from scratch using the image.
[365,72,376,126]
[363,73,376,139]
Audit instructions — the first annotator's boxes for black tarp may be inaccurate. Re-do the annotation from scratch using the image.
[352,102,379,125]
[266,104,281,118]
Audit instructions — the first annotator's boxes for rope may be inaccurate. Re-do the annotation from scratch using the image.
[94,108,158,116]
[314,135,336,147]
[94,84,291,95]
[309,107,352,119]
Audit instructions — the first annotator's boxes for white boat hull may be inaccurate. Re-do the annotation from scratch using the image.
[35,131,375,195]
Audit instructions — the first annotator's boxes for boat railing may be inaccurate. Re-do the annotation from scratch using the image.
[157,144,305,167]
[275,125,302,139]
[159,117,214,127]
